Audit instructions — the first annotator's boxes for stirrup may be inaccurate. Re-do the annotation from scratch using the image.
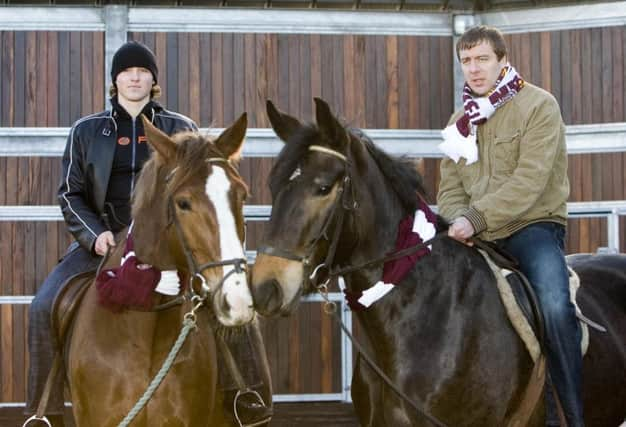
[233,388,272,427]
[22,414,52,427]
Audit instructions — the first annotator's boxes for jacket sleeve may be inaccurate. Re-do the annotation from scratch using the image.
[437,157,470,223]
[466,96,565,233]
[57,124,107,252]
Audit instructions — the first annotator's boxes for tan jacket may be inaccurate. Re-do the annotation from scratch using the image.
[437,83,569,241]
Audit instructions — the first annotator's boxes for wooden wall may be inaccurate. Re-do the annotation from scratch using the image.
[1,26,626,403]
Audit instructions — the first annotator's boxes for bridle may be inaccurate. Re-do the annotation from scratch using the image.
[257,144,359,289]
[257,144,442,289]
[166,157,248,303]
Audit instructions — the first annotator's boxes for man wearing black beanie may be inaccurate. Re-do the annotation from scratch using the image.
[25,40,272,427]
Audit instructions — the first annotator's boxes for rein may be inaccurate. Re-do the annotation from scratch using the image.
[259,144,449,427]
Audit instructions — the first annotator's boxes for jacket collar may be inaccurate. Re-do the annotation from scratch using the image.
[110,96,163,123]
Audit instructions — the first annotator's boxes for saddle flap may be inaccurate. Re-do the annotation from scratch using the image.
[51,270,96,348]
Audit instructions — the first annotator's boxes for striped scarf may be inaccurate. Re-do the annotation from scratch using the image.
[440,64,525,164]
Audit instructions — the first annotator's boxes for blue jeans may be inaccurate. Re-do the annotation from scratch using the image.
[26,242,101,415]
[496,222,583,427]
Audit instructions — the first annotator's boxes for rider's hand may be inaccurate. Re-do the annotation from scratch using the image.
[94,231,116,256]
[448,217,475,246]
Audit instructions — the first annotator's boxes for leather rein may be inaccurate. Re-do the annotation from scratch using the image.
[257,145,448,427]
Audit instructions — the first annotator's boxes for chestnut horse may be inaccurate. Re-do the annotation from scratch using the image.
[67,115,272,426]
[251,98,626,426]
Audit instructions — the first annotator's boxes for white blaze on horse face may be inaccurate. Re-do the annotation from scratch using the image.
[206,166,254,325]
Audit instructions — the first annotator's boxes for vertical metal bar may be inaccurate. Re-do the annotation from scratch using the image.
[451,14,480,111]
[338,277,353,402]
[607,209,620,253]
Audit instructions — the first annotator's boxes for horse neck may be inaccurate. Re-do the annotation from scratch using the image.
[340,154,407,293]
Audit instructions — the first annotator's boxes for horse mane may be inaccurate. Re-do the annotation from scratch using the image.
[352,129,429,214]
[269,124,430,215]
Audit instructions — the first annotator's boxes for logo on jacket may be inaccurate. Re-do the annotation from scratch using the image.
[117,137,131,146]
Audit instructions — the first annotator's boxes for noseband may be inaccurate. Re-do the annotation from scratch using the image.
[167,158,248,301]
[257,144,358,288]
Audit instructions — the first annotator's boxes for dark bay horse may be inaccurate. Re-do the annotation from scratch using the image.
[251,98,626,426]
[67,115,272,426]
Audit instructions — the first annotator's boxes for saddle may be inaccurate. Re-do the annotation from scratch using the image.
[51,270,96,350]
[473,239,592,362]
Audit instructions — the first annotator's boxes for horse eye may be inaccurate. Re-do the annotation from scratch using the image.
[316,185,332,196]
[176,199,192,210]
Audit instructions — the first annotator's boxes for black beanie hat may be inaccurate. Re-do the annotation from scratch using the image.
[111,41,158,84]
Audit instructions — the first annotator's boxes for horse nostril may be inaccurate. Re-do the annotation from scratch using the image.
[253,279,282,315]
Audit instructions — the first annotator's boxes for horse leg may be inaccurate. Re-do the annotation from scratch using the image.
[351,354,387,427]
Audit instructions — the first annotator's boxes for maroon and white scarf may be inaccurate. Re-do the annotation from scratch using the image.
[344,199,438,310]
[95,225,181,312]
[440,64,525,164]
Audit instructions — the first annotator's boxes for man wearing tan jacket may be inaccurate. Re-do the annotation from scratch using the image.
[437,26,582,427]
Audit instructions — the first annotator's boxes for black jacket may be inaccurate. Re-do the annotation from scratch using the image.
[58,100,197,252]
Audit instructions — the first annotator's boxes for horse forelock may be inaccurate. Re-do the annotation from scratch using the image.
[269,124,318,194]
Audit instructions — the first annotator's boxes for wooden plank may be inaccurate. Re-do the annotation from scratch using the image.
[320,303,333,393]
[407,36,419,128]
[57,32,70,126]
[580,29,592,124]
[69,32,81,122]
[570,30,582,124]
[1,32,15,126]
[155,32,168,107]
[601,27,613,124]
[310,34,321,105]
[36,32,48,126]
[243,33,257,127]
[166,32,179,113]
[386,35,399,129]
[0,157,5,205]
[375,35,387,128]
[298,34,312,121]
[559,30,572,124]
[5,158,18,204]
[47,31,59,126]
[417,36,430,129]
[364,35,377,127]
[549,30,561,119]
[1,305,14,400]
[396,36,409,129]
[319,35,334,113]
[253,34,267,128]
[222,33,235,124]
[612,27,624,122]
[177,32,190,119]
[332,35,345,121]
[14,31,25,127]
[25,31,37,127]
[93,31,104,112]
[540,32,552,93]
[436,37,454,128]
[590,28,603,124]
[233,33,245,121]
[352,35,366,128]
[199,33,212,127]
[287,35,300,118]
[211,33,224,126]
[80,32,93,120]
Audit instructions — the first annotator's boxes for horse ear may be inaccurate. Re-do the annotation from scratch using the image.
[266,100,302,143]
[314,97,348,149]
[215,112,247,160]
[141,114,177,160]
